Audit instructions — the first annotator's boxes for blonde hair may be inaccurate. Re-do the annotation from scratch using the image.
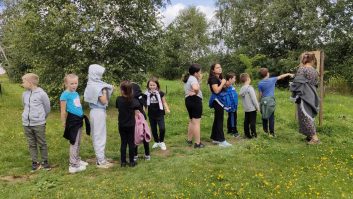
[240,73,250,83]
[22,73,39,86]
[64,74,78,84]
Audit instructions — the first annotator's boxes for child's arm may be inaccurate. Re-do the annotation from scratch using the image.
[99,88,108,105]
[60,101,67,127]
[277,73,294,80]
[42,92,51,117]
[162,96,170,113]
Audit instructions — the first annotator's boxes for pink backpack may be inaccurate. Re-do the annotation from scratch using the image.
[134,112,151,145]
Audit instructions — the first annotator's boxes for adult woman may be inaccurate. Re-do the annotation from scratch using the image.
[208,63,232,147]
[183,64,204,148]
[290,53,320,144]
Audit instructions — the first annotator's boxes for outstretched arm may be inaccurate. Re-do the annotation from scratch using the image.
[277,73,294,80]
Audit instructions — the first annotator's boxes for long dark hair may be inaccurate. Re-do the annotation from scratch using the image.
[208,63,223,84]
[120,80,133,102]
[147,76,160,90]
[182,63,201,83]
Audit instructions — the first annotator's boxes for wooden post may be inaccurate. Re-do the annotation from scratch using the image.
[319,51,325,126]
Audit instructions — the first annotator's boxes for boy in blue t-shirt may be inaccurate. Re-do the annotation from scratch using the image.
[60,74,88,174]
[258,68,293,136]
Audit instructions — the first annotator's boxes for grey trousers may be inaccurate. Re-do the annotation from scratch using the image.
[23,125,48,163]
[69,128,82,167]
[90,109,107,164]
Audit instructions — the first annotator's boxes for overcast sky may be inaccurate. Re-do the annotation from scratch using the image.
[160,0,217,26]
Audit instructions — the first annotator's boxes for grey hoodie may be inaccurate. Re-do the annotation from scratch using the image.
[22,87,51,126]
[239,85,259,112]
[83,64,113,106]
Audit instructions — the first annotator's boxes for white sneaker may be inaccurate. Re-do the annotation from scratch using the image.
[96,161,114,169]
[134,156,138,162]
[69,165,86,174]
[219,141,232,147]
[145,155,151,161]
[80,160,88,166]
[160,142,167,150]
[152,142,160,149]
[212,140,220,144]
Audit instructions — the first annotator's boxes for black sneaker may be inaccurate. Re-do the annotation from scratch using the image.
[41,161,51,171]
[31,162,42,172]
[186,139,193,146]
[194,143,205,149]
[232,133,240,138]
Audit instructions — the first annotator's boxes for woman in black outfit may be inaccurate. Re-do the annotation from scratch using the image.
[208,63,232,147]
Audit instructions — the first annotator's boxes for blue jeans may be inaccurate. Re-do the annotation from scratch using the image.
[262,112,275,134]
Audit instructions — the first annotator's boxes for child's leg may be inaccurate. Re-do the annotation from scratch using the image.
[157,117,166,142]
[24,126,38,162]
[33,124,48,162]
[90,109,107,164]
[126,126,135,163]
[227,112,233,134]
[244,112,251,138]
[119,127,128,163]
[143,139,150,156]
[69,128,82,167]
[269,112,275,134]
[250,111,257,137]
[262,118,269,133]
[234,111,239,134]
[149,117,159,143]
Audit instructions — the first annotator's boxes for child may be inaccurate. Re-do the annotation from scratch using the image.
[239,73,259,138]
[132,82,150,161]
[224,72,239,137]
[84,64,114,169]
[258,68,293,137]
[145,77,170,150]
[116,81,140,167]
[60,74,90,174]
[21,73,51,171]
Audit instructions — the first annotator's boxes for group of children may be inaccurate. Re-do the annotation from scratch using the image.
[21,64,170,173]
[21,63,292,173]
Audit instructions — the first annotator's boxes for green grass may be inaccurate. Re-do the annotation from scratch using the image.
[0,75,353,198]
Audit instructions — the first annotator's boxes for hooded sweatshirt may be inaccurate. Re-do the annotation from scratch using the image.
[239,85,259,112]
[22,87,51,126]
[84,64,113,108]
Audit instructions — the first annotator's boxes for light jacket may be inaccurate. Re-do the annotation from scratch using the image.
[239,85,259,112]
[134,112,151,145]
[22,87,51,126]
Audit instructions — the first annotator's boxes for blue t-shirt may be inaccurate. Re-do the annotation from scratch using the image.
[258,77,277,97]
[60,91,83,116]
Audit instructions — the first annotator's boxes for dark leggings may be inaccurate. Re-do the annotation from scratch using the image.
[244,111,257,138]
[119,126,135,163]
[149,117,165,143]
[134,140,150,156]
[210,101,225,142]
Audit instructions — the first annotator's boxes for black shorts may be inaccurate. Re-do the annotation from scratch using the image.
[185,96,203,119]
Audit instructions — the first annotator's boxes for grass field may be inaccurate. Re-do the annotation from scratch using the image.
[0,75,353,198]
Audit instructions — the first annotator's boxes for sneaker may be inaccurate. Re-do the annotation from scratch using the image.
[69,165,86,174]
[129,161,137,167]
[219,140,232,147]
[194,142,205,148]
[80,160,89,166]
[96,161,114,169]
[212,140,220,144]
[186,139,193,146]
[232,133,240,138]
[145,155,151,161]
[160,142,167,150]
[152,142,160,149]
[41,161,51,171]
[31,162,42,172]
[133,156,138,162]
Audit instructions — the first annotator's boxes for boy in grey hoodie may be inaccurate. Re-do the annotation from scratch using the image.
[21,73,51,171]
[239,73,259,138]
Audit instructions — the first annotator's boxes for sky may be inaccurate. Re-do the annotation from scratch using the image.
[161,0,217,26]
